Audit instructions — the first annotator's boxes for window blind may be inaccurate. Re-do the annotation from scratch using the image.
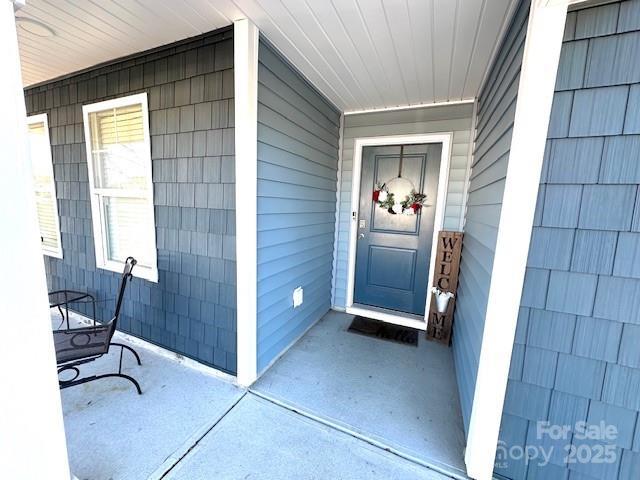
[103,197,154,267]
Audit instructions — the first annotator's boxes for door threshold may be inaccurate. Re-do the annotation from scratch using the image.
[346,304,427,331]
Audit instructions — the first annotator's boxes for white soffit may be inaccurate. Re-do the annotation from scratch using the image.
[17,0,518,113]
[16,0,241,87]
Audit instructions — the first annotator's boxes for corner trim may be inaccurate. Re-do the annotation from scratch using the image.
[459,99,478,231]
[330,113,345,308]
[234,18,259,388]
[476,0,522,100]
[464,1,569,478]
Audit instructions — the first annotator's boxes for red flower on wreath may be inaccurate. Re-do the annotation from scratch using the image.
[411,202,422,212]
[372,190,381,202]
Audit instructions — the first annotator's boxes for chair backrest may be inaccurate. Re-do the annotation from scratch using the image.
[106,257,136,342]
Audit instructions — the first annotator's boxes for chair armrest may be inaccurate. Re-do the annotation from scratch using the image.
[53,323,110,336]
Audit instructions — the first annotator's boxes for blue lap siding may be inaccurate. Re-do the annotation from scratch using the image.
[256,40,341,373]
[26,28,237,373]
[497,2,640,478]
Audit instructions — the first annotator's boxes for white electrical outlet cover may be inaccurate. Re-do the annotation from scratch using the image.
[293,287,303,308]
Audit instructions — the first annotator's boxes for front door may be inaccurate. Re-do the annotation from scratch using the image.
[354,143,441,316]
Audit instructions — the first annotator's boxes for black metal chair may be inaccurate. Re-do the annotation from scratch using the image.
[53,257,142,395]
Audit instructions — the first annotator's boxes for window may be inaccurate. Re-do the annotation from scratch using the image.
[27,114,63,258]
[82,93,157,282]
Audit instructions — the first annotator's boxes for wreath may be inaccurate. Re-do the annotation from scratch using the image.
[373,183,426,215]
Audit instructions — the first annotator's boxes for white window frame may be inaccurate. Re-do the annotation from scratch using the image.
[82,93,158,282]
[27,113,63,259]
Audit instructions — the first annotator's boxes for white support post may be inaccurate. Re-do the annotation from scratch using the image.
[464,1,568,479]
[234,18,259,387]
[0,1,71,479]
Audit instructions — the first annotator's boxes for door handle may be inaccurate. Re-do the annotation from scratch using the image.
[359,233,365,239]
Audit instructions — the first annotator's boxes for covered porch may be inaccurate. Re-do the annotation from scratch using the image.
[55,310,454,480]
[3,0,576,479]
[253,310,467,477]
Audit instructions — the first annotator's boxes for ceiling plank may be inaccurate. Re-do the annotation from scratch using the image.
[17,0,519,113]
[407,0,436,106]
[233,0,352,109]
[330,0,406,108]
[462,0,517,98]
[281,0,379,108]
[253,0,361,109]
[356,0,410,106]
[382,0,423,105]
[20,1,131,53]
[432,0,458,102]
[448,0,486,101]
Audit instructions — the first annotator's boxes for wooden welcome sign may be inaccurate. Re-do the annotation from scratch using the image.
[426,231,463,345]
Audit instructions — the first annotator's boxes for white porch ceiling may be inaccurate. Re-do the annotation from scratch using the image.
[16,0,518,113]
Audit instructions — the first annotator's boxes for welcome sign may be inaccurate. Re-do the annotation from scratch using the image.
[426,231,463,345]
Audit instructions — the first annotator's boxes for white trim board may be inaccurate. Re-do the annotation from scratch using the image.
[65,310,238,385]
[330,113,345,308]
[234,18,260,388]
[459,100,478,232]
[347,305,427,331]
[464,1,569,479]
[344,133,453,330]
[26,112,63,259]
[81,92,158,283]
[1,3,70,477]
[344,99,475,116]
[476,0,523,101]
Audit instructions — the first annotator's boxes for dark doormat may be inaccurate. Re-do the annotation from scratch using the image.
[347,316,419,346]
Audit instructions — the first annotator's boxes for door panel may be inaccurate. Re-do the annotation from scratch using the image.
[354,143,442,315]
[367,246,417,291]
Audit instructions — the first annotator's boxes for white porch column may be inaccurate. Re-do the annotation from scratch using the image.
[0,1,71,479]
[234,18,259,387]
[464,1,568,479]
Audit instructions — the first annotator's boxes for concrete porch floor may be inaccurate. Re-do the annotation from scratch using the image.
[54,312,244,479]
[54,312,455,479]
[253,311,467,477]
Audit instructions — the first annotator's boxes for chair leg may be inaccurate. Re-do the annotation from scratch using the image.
[111,342,142,366]
[96,373,142,395]
[59,373,142,395]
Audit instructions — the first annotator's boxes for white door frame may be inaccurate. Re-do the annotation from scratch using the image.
[345,133,453,331]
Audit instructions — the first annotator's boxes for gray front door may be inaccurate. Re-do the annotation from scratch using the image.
[354,143,441,315]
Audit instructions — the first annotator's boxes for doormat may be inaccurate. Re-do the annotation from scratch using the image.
[347,316,418,347]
